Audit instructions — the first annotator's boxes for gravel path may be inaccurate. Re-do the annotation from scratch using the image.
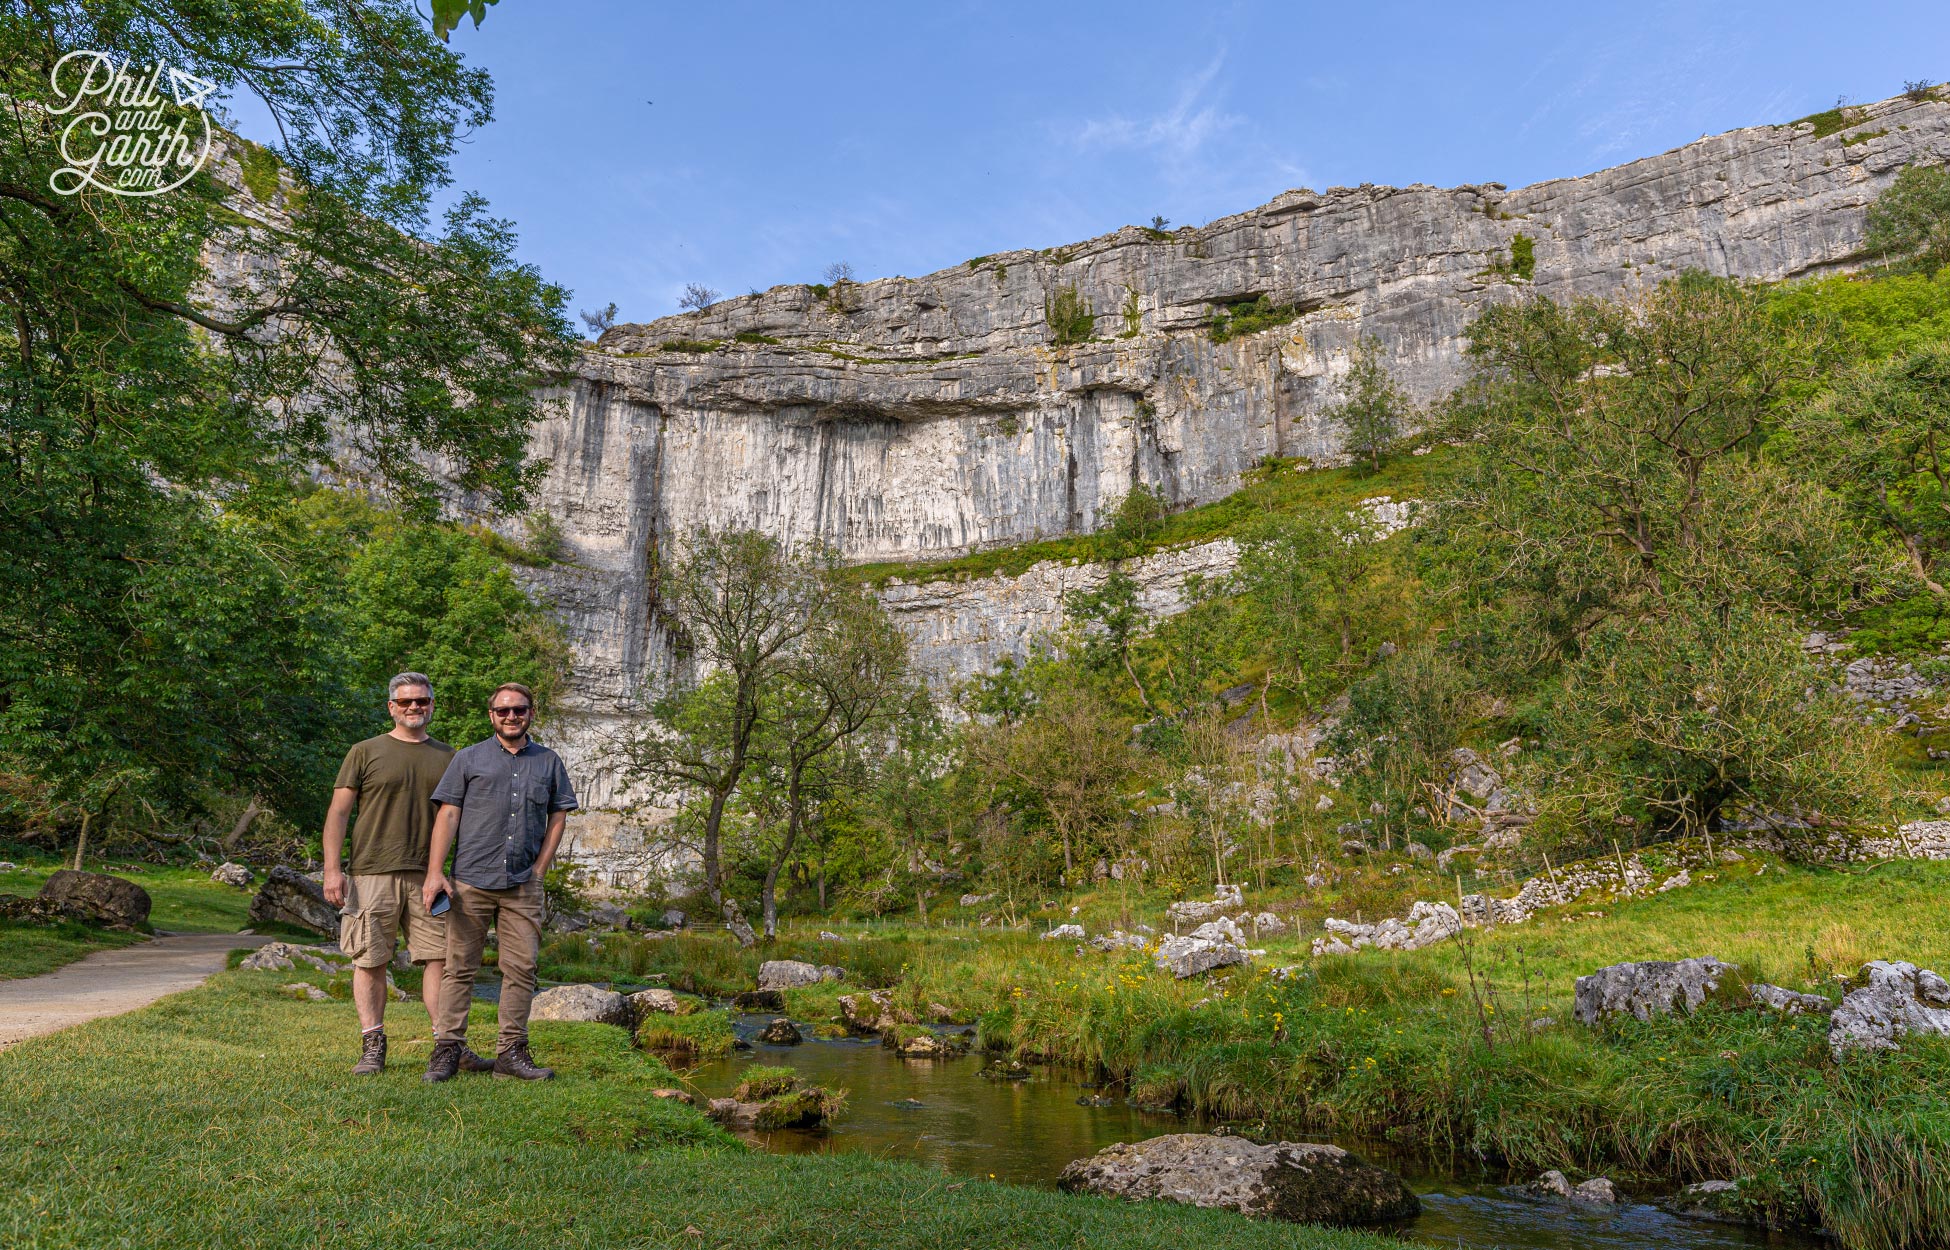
[0,931,269,1050]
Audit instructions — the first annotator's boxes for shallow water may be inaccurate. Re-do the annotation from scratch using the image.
[687,1012,1825,1250]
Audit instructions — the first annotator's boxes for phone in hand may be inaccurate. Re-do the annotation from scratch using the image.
[429,888,452,917]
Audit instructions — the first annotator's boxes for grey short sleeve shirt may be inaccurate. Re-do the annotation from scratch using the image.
[430,737,578,890]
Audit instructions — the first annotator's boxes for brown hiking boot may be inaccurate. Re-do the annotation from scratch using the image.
[423,1039,463,1083]
[352,1029,387,1076]
[493,1041,555,1081]
[458,1045,495,1073]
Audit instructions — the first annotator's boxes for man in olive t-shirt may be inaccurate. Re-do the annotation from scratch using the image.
[322,672,488,1076]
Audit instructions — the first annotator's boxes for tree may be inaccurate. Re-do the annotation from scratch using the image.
[1150,215,1170,231]
[1064,571,1155,710]
[822,262,855,287]
[621,529,823,926]
[1329,338,1411,471]
[1431,274,1862,668]
[580,301,618,336]
[1865,164,1950,274]
[1236,507,1386,696]
[1784,341,1950,594]
[1548,601,1883,838]
[0,3,573,841]
[747,578,908,937]
[679,283,720,312]
[971,676,1130,881]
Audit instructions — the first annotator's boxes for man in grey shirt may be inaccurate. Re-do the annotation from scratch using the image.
[421,681,578,1082]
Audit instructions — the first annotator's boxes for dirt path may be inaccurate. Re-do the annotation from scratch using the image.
[0,931,269,1051]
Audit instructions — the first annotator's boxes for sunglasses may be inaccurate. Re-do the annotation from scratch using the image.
[490,705,532,718]
[391,697,431,708]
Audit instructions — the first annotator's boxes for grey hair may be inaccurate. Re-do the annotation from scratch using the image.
[388,672,434,700]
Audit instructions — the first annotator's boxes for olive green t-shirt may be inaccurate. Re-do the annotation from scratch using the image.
[332,734,455,875]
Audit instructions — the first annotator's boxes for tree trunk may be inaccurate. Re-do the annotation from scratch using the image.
[701,786,732,909]
[72,810,92,872]
[223,795,264,851]
[761,769,806,941]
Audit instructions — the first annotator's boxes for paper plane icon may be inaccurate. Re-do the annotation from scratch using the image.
[167,65,216,110]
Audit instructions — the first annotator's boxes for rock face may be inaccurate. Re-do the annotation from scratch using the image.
[248,866,339,937]
[520,95,1950,831]
[529,984,631,1027]
[37,870,150,928]
[1573,958,1737,1026]
[1829,961,1950,1054]
[1058,1133,1419,1226]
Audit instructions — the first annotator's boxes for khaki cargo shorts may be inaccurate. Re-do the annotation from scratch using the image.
[340,870,446,968]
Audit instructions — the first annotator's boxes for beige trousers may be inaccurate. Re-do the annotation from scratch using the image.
[434,878,544,1051]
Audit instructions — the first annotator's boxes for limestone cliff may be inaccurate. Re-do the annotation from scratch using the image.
[516,93,1949,858]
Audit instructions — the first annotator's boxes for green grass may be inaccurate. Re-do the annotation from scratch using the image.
[0,972,1389,1250]
[1786,107,1853,139]
[1208,296,1303,343]
[636,1007,737,1058]
[849,450,1449,588]
[0,859,255,980]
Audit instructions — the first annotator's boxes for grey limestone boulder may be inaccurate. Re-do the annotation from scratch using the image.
[210,862,254,888]
[529,984,631,1028]
[1573,957,1737,1027]
[240,941,346,973]
[1748,984,1834,1016]
[1659,1179,1757,1225]
[248,865,338,936]
[1153,932,1252,978]
[757,1017,803,1045]
[1516,1170,1620,1205]
[38,870,150,928]
[1829,960,1950,1055]
[756,959,843,990]
[1058,1133,1419,1226]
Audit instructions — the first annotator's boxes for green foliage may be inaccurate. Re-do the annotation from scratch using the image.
[0,2,573,844]
[636,1007,736,1057]
[732,1065,801,1101]
[1208,295,1301,343]
[1120,285,1142,337]
[1327,338,1412,470]
[734,330,782,345]
[342,509,570,749]
[806,283,830,300]
[1547,602,1886,837]
[1841,127,1889,147]
[1847,592,1950,654]
[430,0,499,41]
[1330,644,1477,835]
[1788,107,1854,139]
[1864,164,1950,273]
[235,139,282,203]
[1044,283,1096,346]
[660,338,723,353]
[1237,507,1392,699]
[1509,232,1536,280]
[1768,268,1950,359]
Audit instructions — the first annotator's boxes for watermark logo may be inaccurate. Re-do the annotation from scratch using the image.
[48,51,215,197]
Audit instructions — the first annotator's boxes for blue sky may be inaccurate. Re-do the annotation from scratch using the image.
[302,2,1950,325]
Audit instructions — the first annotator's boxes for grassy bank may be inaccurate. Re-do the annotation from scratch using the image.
[554,858,1950,1247]
[0,970,1392,1250]
[0,859,256,981]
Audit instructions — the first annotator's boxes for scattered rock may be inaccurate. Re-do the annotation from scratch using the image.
[1516,1170,1620,1205]
[210,862,253,888]
[1167,883,1245,925]
[1657,870,1692,893]
[248,865,338,937]
[838,989,913,1036]
[0,862,16,872]
[886,1027,967,1058]
[1042,924,1086,940]
[817,931,844,941]
[1659,1180,1755,1225]
[757,1017,803,1045]
[1404,842,1432,862]
[1154,930,1254,978]
[726,917,757,947]
[1089,930,1149,952]
[38,870,150,928]
[1058,1133,1419,1226]
[1313,901,1461,956]
[1748,984,1834,1016]
[660,908,687,929]
[530,984,631,1028]
[240,941,346,973]
[1829,960,1950,1054]
[1250,911,1288,935]
[892,1098,925,1110]
[650,1088,695,1105]
[731,989,784,1012]
[757,959,844,990]
[1573,958,1737,1027]
[630,987,698,1017]
[280,982,330,1001]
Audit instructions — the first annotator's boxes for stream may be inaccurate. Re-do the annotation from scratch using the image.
[685,1012,1826,1250]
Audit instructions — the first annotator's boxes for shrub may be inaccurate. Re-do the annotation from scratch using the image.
[1208,295,1300,343]
[1045,284,1095,346]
